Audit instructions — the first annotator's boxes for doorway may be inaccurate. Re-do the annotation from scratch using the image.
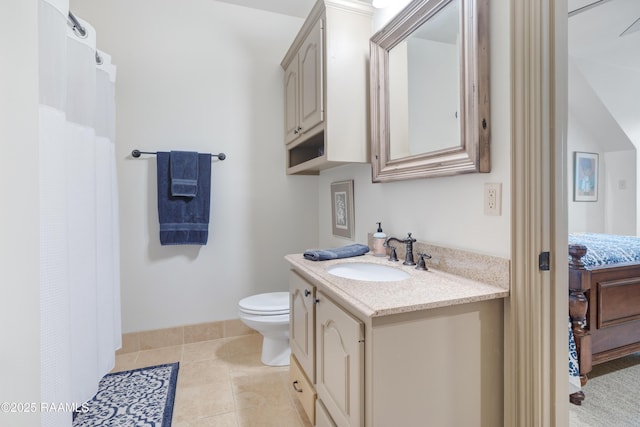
[508,0,640,425]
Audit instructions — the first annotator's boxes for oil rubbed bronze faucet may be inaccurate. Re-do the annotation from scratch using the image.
[384,233,417,266]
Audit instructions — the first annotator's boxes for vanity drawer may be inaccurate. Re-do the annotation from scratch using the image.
[289,354,316,424]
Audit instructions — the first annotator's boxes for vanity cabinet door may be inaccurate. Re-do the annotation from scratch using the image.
[289,270,316,382]
[316,291,364,427]
[316,399,338,427]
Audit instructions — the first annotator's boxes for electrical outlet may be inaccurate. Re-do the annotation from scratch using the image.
[484,183,502,216]
[619,179,628,190]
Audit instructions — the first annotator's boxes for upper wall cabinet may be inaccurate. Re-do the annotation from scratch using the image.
[284,19,323,146]
[281,0,373,175]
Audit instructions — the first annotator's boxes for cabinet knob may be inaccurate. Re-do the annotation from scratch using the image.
[313,298,320,305]
[304,289,311,297]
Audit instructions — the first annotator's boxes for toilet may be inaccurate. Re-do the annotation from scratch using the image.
[238,291,290,366]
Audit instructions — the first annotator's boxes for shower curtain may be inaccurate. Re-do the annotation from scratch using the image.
[39,0,121,425]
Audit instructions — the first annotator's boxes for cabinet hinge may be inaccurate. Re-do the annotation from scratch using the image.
[539,251,550,271]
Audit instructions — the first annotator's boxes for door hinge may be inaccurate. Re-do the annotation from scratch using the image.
[539,251,550,271]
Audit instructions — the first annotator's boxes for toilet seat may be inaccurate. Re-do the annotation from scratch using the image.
[238,292,289,315]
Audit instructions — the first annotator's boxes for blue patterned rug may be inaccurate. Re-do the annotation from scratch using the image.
[73,362,179,426]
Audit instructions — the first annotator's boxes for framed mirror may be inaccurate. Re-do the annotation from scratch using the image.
[370,0,490,182]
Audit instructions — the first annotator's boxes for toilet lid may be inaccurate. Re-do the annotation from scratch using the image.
[238,292,290,315]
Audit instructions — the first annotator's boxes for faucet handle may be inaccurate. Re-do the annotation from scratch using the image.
[387,246,399,262]
[406,232,416,243]
[415,252,432,271]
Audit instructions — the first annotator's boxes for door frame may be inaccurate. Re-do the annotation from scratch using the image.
[507,0,569,425]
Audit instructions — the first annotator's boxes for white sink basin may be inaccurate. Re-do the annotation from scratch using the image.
[327,262,410,282]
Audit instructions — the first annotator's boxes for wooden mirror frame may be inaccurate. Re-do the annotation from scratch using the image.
[370,0,490,182]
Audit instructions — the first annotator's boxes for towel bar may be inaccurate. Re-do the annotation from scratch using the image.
[131,149,226,161]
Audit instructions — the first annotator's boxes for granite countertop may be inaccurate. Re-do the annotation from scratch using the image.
[285,253,510,319]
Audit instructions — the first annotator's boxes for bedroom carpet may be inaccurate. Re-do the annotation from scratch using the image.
[73,362,179,426]
[569,352,640,426]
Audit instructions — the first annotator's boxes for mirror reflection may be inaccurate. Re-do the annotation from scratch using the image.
[388,0,460,160]
[370,0,490,182]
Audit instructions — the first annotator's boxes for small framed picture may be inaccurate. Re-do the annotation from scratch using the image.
[331,180,355,239]
[574,151,598,202]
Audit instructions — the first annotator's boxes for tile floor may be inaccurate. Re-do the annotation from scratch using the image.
[112,334,313,427]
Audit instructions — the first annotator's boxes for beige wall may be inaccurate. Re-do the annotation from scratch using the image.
[567,111,637,235]
[0,1,41,425]
[566,138,637,235]
[604,150,636,234]
[567,61,637,235]
[319,0,512,258]
[1,0,512,420]
[69,0,512,334]
[70,0,319,333]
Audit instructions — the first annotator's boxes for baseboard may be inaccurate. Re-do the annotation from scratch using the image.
[117,318,257,354]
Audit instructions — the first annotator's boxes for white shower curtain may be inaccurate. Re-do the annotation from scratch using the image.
[39,1,121,425]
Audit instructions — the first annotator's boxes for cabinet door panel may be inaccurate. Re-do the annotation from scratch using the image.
[299,18,323,134]
[284,61,299,144]
[289,271,315,381]
[316,399,338,427]
[316,291,364,427]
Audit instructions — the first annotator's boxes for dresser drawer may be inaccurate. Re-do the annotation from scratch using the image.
[289,354,316,424]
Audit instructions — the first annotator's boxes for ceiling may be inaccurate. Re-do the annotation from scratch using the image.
[569,0,640,70]
[215,0,317,18]
[568,0,640,151]
[215,0,640,149]
[213,0,640,71]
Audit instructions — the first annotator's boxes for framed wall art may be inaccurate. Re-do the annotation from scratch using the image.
[574,151,598,202]
[331,180,354,239]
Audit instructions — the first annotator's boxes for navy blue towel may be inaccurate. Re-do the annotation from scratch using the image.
[170,151,199,197]
[303,244,370,261]
[157,152,211,245]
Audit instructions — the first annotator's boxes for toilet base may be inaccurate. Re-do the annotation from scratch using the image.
[261,336,291,366]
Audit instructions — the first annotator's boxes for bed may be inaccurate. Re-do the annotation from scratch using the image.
[568,232,640,405]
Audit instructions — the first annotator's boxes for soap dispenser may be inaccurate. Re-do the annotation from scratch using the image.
[372,222,387,257]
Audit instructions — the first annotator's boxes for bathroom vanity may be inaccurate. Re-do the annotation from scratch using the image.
[286,252,509,427]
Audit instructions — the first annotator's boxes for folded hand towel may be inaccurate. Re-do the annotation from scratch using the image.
[303,243,370,261]
[157,152,211,245]
[170,151,199,197]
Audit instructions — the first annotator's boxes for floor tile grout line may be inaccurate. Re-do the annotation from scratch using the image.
[114,335,303,426]
[226,356,241,427]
